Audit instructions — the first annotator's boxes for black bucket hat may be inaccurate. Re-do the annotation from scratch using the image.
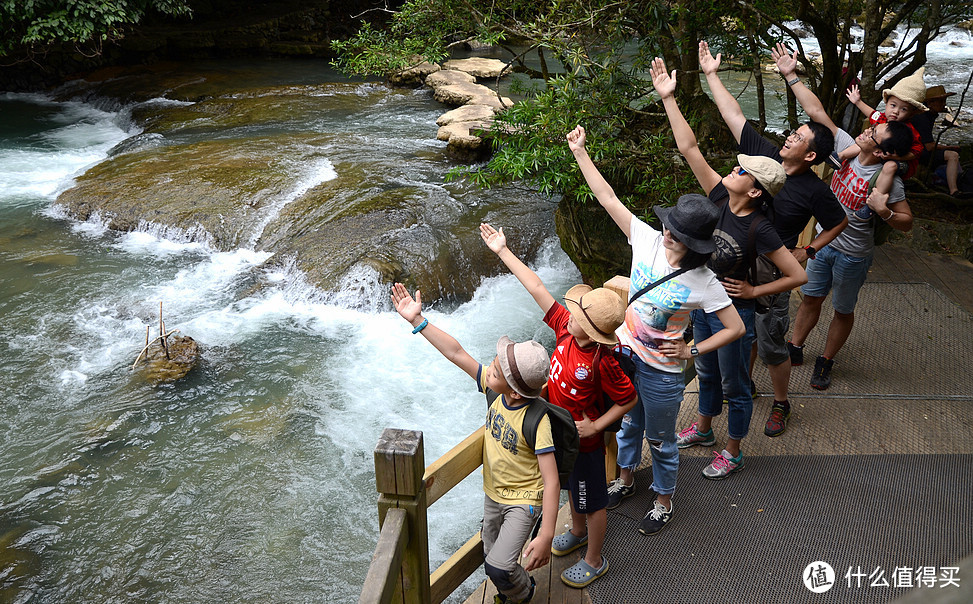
[653,194,719,254]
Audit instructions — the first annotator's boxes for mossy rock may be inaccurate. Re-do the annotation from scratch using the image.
[138,334,201,384]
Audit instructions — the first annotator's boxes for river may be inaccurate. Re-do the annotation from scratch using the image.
[0,61,578,603]
[1,27,971,603]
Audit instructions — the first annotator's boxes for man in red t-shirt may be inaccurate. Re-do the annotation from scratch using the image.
[481,223,637,589]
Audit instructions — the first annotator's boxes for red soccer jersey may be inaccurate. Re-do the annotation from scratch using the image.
[869,110,922,179]
[543,303,637,453]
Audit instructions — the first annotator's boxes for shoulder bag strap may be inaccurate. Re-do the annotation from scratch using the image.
[628,266,691,306]
[747,212,766,285]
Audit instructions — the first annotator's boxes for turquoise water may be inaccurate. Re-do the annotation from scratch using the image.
[0,66,579,603]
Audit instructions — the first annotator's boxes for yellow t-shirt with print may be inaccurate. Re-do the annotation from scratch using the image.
[478,365,554,506]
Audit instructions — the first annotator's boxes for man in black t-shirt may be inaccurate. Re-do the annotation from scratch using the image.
[699,41,848,437]
[912,85,964,198]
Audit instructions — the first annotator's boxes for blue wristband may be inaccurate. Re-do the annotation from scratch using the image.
[412,318,428,334]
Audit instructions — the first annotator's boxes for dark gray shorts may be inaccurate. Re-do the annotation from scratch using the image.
[755,290,791,365]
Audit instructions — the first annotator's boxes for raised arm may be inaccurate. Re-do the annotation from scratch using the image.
[650,57,722,193]
[567,125,633,236]
[772,43,838,136]
[845,84,875,117]
[699,41,747,143]
[480,223,556,315]
[391,283,479,379]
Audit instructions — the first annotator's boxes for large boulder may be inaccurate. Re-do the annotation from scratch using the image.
[436,104,497,126]
[442,58,509,79]
[425,69,476,88]
[390,61,442,87]
[433,81,498,106]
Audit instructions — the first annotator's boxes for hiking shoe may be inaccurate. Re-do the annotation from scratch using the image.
[606,478,636,510]
[764,401,791,437]
[676,422,716,449]
[788,341,804,366]
[494,576,535,604]
[702,449,744,480]
[638,499,674,535]
[810,356,834,390]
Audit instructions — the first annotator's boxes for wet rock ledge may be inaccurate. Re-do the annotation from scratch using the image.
[392,58,512,162]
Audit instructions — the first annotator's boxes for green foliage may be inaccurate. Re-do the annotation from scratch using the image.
[448,70,697,216]
[332,0,970,213]
[0,0,191,57]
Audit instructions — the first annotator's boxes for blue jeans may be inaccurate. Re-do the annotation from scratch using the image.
[692,305,755,440]
[801,244,874,315]
[615,355,685,496]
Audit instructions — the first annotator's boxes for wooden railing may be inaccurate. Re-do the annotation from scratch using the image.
[359,426,485,604]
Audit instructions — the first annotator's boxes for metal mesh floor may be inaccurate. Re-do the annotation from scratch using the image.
[782,282,973,399]
[589,282,973,603]
[592,454,973,604]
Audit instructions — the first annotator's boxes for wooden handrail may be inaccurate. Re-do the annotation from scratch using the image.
[358,508,409,604]
[429,531,484,604]
[362,426,485,604]
[423,428,483,507]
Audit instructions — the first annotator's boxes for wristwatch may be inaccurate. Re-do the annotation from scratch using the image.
[690,345,699,357]
[804,245,817,260]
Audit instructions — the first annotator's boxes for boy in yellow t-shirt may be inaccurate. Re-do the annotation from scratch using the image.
[392,283,559,604]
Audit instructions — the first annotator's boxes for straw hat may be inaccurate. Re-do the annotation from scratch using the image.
[563,284,625,346]
[653,194,719,254]
[495,336,550,398]
[738,154,786,197]
[925,85,956,100]
[882,67,928,112]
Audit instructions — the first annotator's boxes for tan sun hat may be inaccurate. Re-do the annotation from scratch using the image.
[925,85,956,100]
[495,336,550,398]
[563,284,626,346]
[737,154,786,197]
[882,67,929,112]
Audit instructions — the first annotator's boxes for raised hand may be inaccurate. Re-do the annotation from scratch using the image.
[845,84,861,105]
[479,223,507,254]
[698,41,721,75]
[650,57,677,99]
[566,124,586,153]
[771,42,799,79]
[391,283,422,324]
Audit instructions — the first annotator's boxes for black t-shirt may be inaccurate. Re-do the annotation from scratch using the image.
[706,183,783,309]
[911,111,937,161]
[739,122,846,249]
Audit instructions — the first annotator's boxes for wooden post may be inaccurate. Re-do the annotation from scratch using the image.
[373,428,430,604]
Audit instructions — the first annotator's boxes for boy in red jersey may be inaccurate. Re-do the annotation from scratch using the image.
[480,223,637,589]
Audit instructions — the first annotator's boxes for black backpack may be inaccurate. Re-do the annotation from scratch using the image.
[522,399,580,486]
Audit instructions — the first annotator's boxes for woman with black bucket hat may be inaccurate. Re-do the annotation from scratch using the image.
[649,57,806,483]
[567,125,745,538]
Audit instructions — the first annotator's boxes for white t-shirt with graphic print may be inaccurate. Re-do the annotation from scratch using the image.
[617,216,732,373]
